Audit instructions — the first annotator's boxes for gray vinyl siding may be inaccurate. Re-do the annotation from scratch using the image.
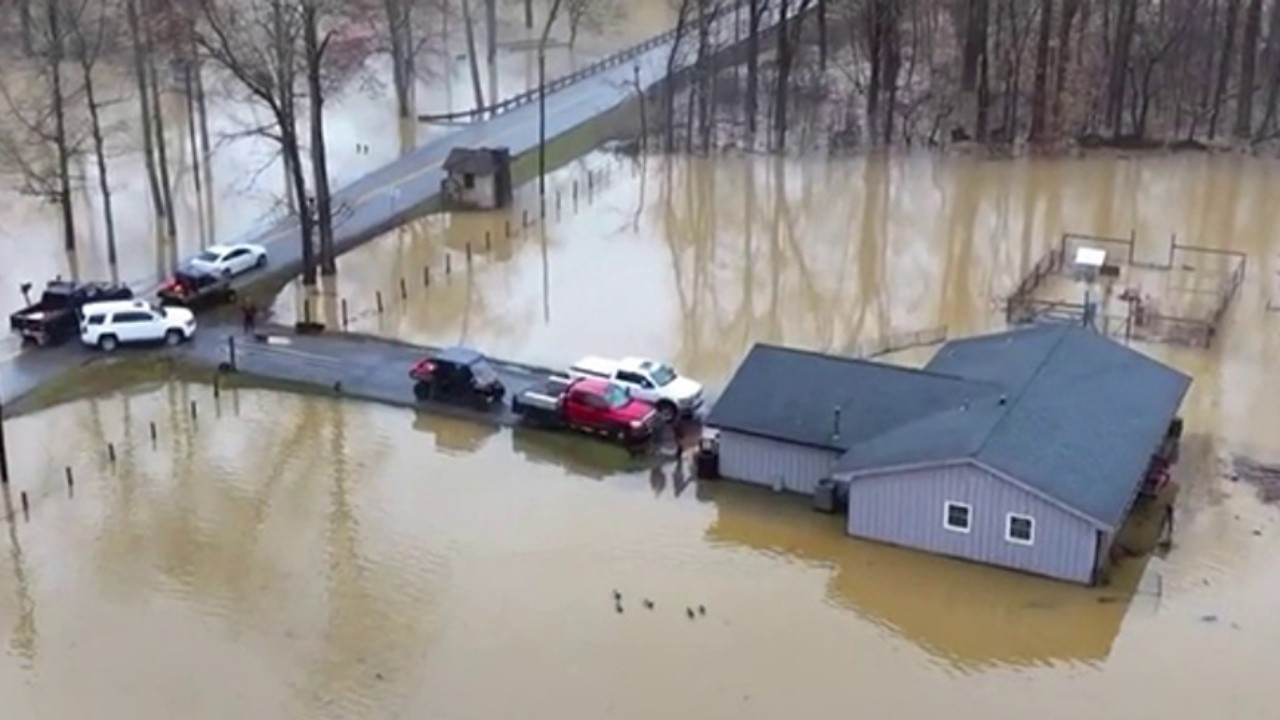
[843,462,1099,584]
[717,431,838,495]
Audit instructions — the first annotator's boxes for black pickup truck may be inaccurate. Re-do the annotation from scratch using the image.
[9,280,134,346]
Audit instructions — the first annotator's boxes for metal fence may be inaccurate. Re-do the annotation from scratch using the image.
[1005,232,1247,349]
[416,0,758,124]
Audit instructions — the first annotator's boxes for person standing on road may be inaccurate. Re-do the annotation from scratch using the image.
[242,301,257,335]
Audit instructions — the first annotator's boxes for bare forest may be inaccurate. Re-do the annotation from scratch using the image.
[659,0,1280,152]
[0,0,574,284]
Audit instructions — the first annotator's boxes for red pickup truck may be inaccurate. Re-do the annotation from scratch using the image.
[511,376,659,444]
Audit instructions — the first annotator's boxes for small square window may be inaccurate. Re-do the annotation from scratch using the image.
[463,173,475,189]
[1006,514,1035,545]
[944,501,971,533]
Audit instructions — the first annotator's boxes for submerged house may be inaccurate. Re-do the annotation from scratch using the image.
[705,325,1190,584]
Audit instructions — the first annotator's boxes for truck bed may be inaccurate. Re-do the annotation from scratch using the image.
[513,376,573,414]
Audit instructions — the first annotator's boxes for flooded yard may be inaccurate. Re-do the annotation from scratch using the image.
[0,379,1277,719]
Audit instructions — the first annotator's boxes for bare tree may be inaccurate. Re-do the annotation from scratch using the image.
[302,0,336,275]
[1209,0,1241,138]
[70,0,118,263]
[198,0,318,285]
[565,0,621,49]
[1235,0,1264,138]
[1028,0,1052,141]
[124,0,168,234]
[461,0,486,111]
[48,0,77,251]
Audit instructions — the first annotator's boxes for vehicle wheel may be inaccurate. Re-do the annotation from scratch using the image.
[413,381,432,400]
[656,400,678,423]
[164,329,183,347]
[98,335,119,352]
[256,253,268,268]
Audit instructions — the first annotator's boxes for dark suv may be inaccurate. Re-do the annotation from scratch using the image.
[409,346,506,405]
[157,267,236,309]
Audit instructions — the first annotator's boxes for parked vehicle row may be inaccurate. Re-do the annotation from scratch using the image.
[10,242,268,351]
[408,346,704,448]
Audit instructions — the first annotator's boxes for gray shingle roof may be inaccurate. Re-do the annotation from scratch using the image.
[705,344,999,450]
[837,325,1191,528]
[444,148,503,175]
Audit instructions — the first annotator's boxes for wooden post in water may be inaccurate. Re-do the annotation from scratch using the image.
[376,291,385,314]
[485,231,491,250]
[149,422,157,445]
[446,255,452,275]
[107,443,116,463]
[227,335,237,371]
[341,299,349,328]
[466,242,473,265]
[424,266,431,287]
[20,491,28,521]
[399,277,408,299]
[190,401,198,421]
[65,466,73,494]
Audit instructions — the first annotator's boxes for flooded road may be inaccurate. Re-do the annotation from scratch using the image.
[0,2,671,322]
[0,381,1278,719]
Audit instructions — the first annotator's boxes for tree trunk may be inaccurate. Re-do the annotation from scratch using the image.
[1029,0,1052,141]
[866,2,883,143]
[960,0,989,139]
[1256,0,1280,137]
[304,1,336,275]
[126,0,166,226]
[461,0,486,111]
[1209,0,1241,138]
[81,43,117,264]
[817,0,827,70]
[773,0,813,151]
[283,120,316,286]
[183,57,204,247]
[882,2,900,144]
[665,0,693,153]
[147,35,178,253]
[193,50,214,239]
[48,0,76,252]
[1051,0,1080,136]
[525,0,532,29]
[746,0,764,137]
[696,0,711,153]
[1235,0,1263,138]
[485,0,497,105]
[385,0,415,119]
[1105,0,1136,137]
[20,0,34,56]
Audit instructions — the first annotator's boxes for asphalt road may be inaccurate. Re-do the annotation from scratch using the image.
[0,3,776,411]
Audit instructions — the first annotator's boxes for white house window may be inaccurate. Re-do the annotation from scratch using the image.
[944,501,971,533]
[463,173,476,189]
[1006,514,1035,545]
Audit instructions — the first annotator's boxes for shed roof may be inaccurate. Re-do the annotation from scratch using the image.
[443,148,504,175]
[836,325,1191,528]
[705,344,998,451]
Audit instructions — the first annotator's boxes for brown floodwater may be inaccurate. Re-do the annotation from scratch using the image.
[0,375,1277,719]
[2,150,1280,716]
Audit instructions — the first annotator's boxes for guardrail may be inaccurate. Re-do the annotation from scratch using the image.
[417,0,760,124]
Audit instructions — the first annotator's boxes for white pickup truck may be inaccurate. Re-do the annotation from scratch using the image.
[568,355,704,421]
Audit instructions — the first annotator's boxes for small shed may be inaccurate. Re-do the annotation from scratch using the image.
[441,147,512,210]
[706,326,1191,585]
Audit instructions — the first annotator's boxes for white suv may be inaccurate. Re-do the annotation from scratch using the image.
[80,299,197,351]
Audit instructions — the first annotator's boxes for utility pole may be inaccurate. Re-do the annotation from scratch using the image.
[486,0,498,115]
[0,398,9,485]
[538,0,565,216]
[538,48,547,215]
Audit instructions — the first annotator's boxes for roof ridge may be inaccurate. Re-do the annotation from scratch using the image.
[751,342,981,385]
[968,326,1072,465]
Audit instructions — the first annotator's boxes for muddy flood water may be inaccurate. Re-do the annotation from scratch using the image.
[2,152,1280,717]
